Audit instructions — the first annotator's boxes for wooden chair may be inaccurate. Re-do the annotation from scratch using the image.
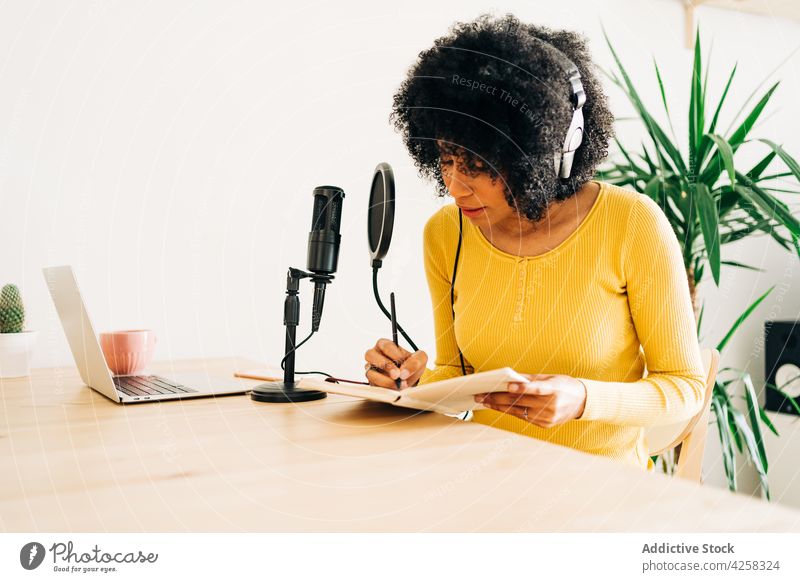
[645,348,720,482]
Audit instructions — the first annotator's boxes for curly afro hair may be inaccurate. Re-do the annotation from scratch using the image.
[390,13,615,222]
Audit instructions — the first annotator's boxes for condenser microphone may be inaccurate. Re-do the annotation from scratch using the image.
[250,184,346,404]
[307,185,345,331]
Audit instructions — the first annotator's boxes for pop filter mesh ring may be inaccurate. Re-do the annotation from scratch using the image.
[368,162,395,263]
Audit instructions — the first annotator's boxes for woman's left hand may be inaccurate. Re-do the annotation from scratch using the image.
[474,374,587,428]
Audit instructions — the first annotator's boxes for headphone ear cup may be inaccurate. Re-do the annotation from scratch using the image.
[568,125,584,151]
[556,62,585,180]
[558,107,584,179]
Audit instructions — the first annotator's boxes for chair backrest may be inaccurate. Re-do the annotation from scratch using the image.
[645,347,720,481]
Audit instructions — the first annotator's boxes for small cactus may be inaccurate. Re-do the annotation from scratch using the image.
[0,284,25,333]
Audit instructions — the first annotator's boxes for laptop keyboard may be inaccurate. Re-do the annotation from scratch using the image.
[113,375,198,398]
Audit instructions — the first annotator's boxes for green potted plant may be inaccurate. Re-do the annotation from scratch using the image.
[0,284,38,378]
[599,28,800,498]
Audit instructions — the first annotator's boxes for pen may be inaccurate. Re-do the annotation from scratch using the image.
[390,292,402,390]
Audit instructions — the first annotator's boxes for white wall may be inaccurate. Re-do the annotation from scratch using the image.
[1,1,798,505]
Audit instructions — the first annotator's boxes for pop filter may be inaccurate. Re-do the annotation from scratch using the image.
[367,162,418,352]
[367,162,395,268]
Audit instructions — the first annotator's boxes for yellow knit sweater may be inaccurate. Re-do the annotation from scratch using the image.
[417,181,706,471]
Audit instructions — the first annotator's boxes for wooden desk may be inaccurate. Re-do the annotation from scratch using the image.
[1,357,798,532]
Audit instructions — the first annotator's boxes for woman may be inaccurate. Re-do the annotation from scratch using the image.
[362,14,705,471]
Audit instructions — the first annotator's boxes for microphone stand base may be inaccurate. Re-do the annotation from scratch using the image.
[250,381,328,403]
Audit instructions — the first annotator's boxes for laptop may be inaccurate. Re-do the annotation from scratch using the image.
[43,265,252,403]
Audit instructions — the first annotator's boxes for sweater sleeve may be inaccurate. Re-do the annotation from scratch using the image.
[576,196,706,427]
[417,209,474,386]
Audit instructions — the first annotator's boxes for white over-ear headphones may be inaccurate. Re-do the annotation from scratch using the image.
[553,63,586,179]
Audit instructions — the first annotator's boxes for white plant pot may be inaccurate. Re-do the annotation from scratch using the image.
[0,331,38,378]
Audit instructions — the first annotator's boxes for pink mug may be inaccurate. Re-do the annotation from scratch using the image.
[99,329,157,376]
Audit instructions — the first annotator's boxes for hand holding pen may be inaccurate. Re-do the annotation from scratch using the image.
[363,292,429,389]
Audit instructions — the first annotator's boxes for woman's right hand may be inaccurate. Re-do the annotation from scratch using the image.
[364,339,428,389]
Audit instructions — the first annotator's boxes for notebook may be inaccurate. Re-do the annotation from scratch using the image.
[296,367,530,415]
